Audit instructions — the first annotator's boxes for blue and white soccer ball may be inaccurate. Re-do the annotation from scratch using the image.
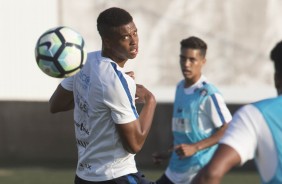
[35,26,87,78]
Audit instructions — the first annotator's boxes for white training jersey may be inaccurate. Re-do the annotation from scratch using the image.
[220,104,277,182]
[61,51,138,181]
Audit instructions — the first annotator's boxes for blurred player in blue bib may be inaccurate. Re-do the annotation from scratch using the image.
[153,36,232,184]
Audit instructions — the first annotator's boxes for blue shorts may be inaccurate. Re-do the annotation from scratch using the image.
[75,172,155,184]
[156,174,174,184]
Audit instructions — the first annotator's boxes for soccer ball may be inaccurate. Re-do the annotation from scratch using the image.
[35,26,87,78]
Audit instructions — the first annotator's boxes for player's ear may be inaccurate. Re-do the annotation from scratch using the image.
[201,58,206,65]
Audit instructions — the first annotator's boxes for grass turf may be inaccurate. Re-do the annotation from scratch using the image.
[0,167,260,184]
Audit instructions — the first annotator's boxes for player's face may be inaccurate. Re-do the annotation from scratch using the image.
[180,48,206,87]
[106,22,139,64]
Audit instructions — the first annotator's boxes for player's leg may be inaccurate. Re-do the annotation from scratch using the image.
[156,174,174,184]
[74,175,115,184]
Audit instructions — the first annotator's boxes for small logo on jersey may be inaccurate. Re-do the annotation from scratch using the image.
[79,72,90,89]
[200,89,208,96]
[75,121,90,135]
[78,162,92,171]
[76,139,89,148]
[76,93,90,117]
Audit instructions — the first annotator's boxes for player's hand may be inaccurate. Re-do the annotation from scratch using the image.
[135,84,155,104]
[125,71,135,79]
[174,144,198,159]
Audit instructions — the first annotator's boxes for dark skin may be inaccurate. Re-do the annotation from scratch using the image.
[102,22,139,67]
[191,144,241,184]
[49,85,74,113]
[191,72,282,184]
[49,21,156,154]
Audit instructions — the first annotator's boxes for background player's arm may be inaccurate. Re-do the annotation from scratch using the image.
[175,93,231,158]
[174,123,228,158]
[116,84,156,154]
[191,144,241,184]
[49,84,74,113]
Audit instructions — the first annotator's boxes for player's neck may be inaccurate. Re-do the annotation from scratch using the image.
[102,50,127,68]
[184,75,202,88]
[184,80,196,88]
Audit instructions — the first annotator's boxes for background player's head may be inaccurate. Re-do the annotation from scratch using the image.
[270,40,282,95]
[97,7,138,62]
[179,36,207,87]
[181,36,207,58]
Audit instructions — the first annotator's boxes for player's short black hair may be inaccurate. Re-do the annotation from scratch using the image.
[97,7,133,38]
[180,36,207,57]
[270,41,282,74]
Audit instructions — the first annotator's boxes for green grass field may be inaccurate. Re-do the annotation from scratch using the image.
[0,167,260,184]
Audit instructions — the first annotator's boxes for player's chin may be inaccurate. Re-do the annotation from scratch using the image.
[128,53,138,59]
[182,73,191,79]
[129,49,138,58]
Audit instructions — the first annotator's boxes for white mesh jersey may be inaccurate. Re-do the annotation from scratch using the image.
[220,104,277,182]
[61,51,138,181]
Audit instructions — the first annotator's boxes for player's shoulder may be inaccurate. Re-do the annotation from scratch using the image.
[253,96,281,106]
[176,80,185,89]
[251,96,282,113]
[86,50,112,63]
[81,51,100,69]
[87,50,100,59]
[233,104,261,120]
[200,81,220,96]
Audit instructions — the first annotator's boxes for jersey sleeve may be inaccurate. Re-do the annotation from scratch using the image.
[61,76,74,91]
[202,93,232,128]
[219,104,260,165]
[103,70,139,125]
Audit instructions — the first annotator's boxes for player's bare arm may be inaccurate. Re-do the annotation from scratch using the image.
[174,123,228,159]
[191,144,241,184]
[49,84,74,113]
[116,84,156,154]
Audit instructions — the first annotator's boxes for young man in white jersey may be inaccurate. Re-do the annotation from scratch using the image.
[192,41,282,184]
[152,36,232,184]
[49,7,156,184]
